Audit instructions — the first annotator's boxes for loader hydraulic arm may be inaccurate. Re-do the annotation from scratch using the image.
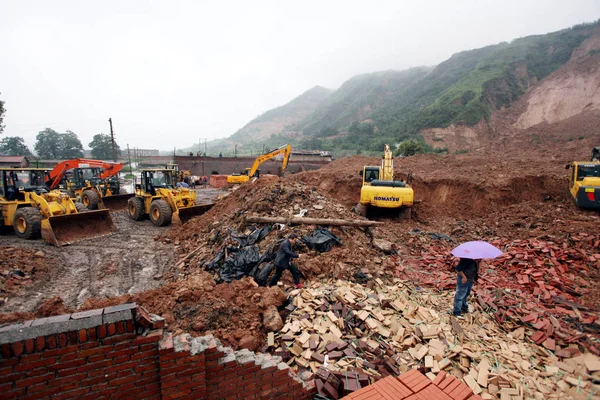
[248,144,292,177]
[46,158,125,190]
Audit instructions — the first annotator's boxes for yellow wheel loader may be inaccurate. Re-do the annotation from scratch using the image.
[0,168,117,246]
[356,144,414,219]
[227,144,292,184]
[127,169,214,226]
[566,147,600,209]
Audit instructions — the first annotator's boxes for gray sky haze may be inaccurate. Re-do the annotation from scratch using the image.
[1,0,599,152]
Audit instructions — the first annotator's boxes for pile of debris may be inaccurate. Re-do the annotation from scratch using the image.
[395,234,600,355]
[81,272,287,350]
[268,279,600,399]
[166,178,393,285]
[0,247,54,303]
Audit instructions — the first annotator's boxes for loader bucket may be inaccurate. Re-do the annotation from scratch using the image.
[100,193,135,211]
[171,203,215,226]
[41,209,117,247]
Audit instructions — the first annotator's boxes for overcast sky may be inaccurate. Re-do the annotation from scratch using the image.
[1,0,599,152]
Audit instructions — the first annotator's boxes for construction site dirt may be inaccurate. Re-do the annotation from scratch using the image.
[0,188,224,316]
[1,135,600,398]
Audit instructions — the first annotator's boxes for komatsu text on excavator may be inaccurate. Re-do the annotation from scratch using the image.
[356,145,414,219]
[227,144,292,184]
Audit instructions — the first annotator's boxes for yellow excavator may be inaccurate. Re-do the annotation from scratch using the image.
[566,147,600,209]
[227,144,292,184]
[127,168,213,226]
[0,168,116,246]
[355,144,414,219]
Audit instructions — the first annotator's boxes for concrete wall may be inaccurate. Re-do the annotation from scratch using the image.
[0,303,314,399]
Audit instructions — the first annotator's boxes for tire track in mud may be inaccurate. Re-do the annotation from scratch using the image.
[0,188,225,313]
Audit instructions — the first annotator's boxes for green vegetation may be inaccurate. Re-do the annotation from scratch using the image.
[0,136,32,156]
[292,21,598,154]
[89,133,122,160]
[34,128,84,159]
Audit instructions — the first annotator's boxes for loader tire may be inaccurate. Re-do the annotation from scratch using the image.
[128,197,145,221]
[13,207,42,240]
[75,203,89,213]
[81,190,100,210]
[149,200,172,227]
[67,189,76,198]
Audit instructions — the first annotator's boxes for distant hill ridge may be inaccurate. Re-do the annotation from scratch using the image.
[200,20,600,155]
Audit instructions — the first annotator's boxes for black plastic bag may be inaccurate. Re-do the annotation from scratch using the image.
[219,245,262,282]
[301,227,342,253]
[254,262,276,286]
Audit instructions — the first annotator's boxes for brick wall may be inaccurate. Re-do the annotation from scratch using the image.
[0,303,313,400]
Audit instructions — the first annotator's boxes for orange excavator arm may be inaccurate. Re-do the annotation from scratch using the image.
[46,158,126,190]
[247,144,292,177]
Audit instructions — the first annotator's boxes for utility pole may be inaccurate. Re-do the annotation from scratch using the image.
[127,144,133,192]
[199,138,201,155]
[108,118,117,162]
[204,139,207,155]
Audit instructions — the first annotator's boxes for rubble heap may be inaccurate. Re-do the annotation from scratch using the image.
[269,279,600,399]
[395,234,600,355]
[81,272,287,350]
[166,177,394,285]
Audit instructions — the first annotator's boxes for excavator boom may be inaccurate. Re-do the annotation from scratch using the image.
[46,158,126,190]
[248,144,292,177]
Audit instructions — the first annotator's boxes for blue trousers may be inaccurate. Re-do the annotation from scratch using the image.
[453,276,473,315]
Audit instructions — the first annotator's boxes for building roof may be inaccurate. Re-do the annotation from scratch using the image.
[0,156,28,163]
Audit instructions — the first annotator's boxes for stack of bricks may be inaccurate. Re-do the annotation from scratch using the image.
[342,369,484,400]
[0,302,314,399]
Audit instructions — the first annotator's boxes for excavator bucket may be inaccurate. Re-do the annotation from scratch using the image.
[172,203,215,226]
[99,193,135,211]
[41,209,117,247]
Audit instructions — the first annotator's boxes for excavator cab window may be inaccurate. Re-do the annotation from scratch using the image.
[577,165,600,180]
[365,169,379,183]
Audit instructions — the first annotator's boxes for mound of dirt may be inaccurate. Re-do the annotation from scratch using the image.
[82,272,286,350]
[165,177,395,286]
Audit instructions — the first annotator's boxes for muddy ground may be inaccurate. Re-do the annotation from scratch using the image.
[0,188,224,314]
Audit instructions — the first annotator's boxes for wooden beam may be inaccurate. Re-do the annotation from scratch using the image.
[245,215,383,227]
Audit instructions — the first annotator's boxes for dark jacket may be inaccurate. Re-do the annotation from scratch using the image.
[456,258,479,281]
[274,239,299,268]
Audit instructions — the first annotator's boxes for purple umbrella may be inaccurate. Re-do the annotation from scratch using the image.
[451,241,503,260]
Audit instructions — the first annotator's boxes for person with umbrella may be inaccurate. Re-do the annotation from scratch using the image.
[451,241,503,319]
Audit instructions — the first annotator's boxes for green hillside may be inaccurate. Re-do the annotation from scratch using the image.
[294,21,598,153]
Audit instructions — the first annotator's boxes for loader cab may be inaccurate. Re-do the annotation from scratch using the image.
[0,169,48,201]
[140,170,175,195]
[71,167,103,188]
[361,167,380,185]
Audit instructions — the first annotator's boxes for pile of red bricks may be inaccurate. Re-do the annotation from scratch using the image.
[342,369,483,400]
[394,235,600,354]
[0,303,314,399]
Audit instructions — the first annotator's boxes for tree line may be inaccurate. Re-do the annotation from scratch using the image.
[0,128,122,160]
